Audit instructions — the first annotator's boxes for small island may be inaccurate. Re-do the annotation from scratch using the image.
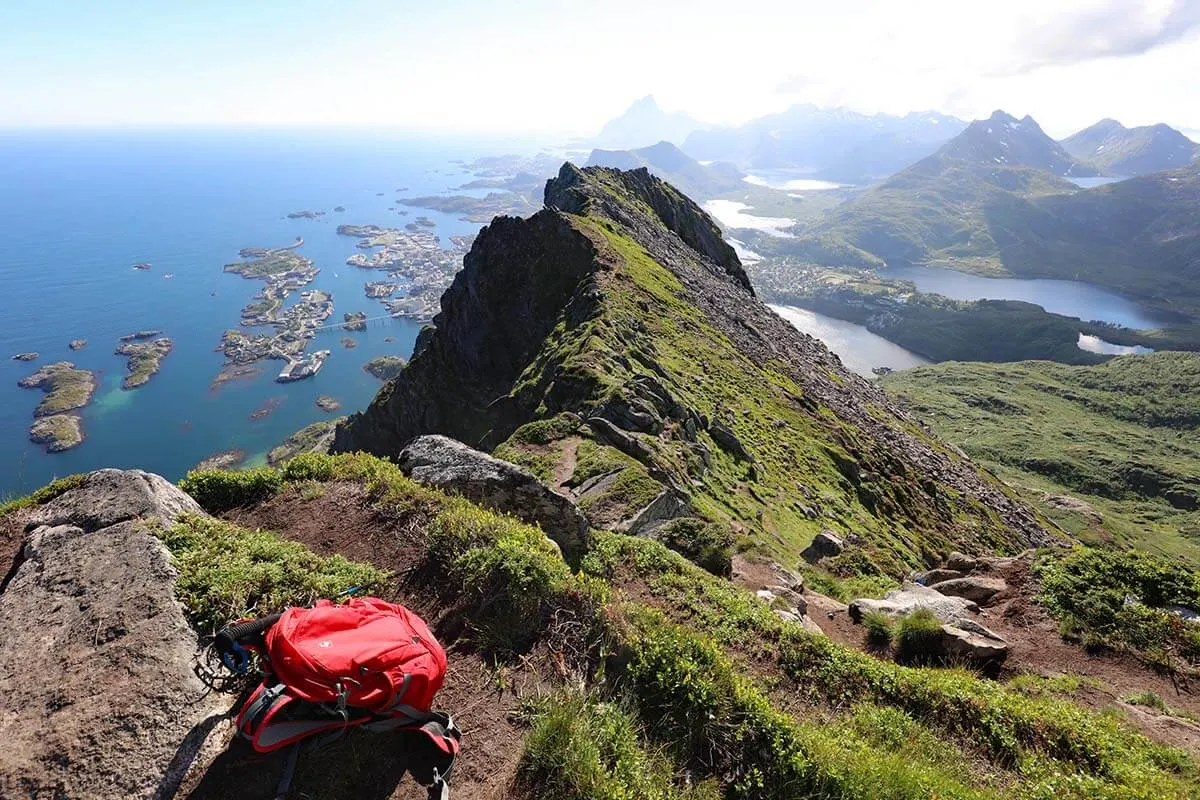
[340,337,357,349]
[193,449,247,471]
[115,335,174,389]
[11,352,38,362]
[286,210,326,219]
[68,339,87,351]
[30,415,84,452]
[343,311,367,331]
[249,396,284,422]
[315,395,341,412]
[363,355,406,381]
[334,206,346,213]
[18,361,98,452]
[132,262,152,271]
[335,224,468,322]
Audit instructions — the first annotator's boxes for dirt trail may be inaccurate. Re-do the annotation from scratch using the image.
[550,436,581,497]
[732,554,1200,756]
[186,482,539,799]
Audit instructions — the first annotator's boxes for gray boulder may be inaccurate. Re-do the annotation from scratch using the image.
[801,530,845,562]
[914,568,964,586]
[399,434,591,563]
[618,487,692,535]
[930,576,1008,606]
[0,470,230,800]
[848,581,979,623]
[946,551,981,573]
[942,622,1009,664]
[848,582,1008,665]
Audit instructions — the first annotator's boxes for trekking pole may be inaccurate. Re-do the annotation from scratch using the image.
[214,612,284,673]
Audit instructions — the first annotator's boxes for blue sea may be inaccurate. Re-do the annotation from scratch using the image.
[0,128,541,498]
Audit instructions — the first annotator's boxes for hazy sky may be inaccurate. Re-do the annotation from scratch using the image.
[2,0,1198,137]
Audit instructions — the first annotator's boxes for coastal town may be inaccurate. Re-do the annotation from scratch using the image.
[337,224,472,322]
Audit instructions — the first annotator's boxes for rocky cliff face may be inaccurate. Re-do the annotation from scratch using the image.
[335,163,1055,569]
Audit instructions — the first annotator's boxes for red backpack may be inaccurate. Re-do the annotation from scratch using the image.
[218,597,460,799]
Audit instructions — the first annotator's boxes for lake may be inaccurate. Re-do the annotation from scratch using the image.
[769,305,929,376]
[883,265,1167,329]
[0,129,536,499]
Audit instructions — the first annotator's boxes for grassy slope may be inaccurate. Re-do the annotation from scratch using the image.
[490,206,1043,577]
[166,454,1198,799]
[881,354,1200,562]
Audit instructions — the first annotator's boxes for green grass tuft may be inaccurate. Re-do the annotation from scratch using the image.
[517,691,718,800]
[893,608,945,665]
[862,610,894,649]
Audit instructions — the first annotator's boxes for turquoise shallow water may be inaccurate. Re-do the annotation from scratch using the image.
[0,129,533,498]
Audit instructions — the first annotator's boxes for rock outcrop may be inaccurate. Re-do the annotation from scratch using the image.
[848,581,1009,664]
[399,435,591,563]
[0,470,230,799]
[848,581,979,623]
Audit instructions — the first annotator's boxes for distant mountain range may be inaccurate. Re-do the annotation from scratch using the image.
[681,104,968,183]
[785,110,1200,317]
[590,95,709,149]
[1061,119,1200,177]
[585,141,744,199]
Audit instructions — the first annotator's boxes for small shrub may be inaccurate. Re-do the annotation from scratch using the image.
[862,610,894,649]
[281,452,335,482]
[180,467,283,512]
[1035,546,1200,666]
[655,517,734,577]
[156,514,386,632]
[893,608,944,664]
[1126,690,1169,713]
[508,414,581,446]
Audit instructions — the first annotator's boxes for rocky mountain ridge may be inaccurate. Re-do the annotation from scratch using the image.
[335,162,1054,571]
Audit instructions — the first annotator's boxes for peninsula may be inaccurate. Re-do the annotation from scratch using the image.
[216,241,333,385]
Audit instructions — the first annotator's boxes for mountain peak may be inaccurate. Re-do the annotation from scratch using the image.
[592,96,705,149]
[1062,118,1200,176]
[945,111,1098,176]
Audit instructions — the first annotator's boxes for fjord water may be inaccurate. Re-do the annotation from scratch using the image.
[0,129,518,498]
[884,265,1168,329]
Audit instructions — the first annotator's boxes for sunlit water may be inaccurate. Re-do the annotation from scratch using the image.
[769,305,929,377]
[702,200,796,236]
[1077,334,1154,355]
